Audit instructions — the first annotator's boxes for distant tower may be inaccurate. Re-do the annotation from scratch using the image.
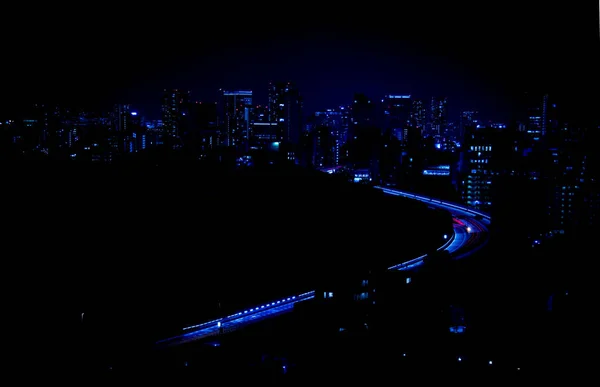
[429,96,448,136]
[459,110,478,141]
[268,82,303,161]
[218,89,253,149]
[382,94,412,138]
[161,89,190,147]
[268,81,303,145]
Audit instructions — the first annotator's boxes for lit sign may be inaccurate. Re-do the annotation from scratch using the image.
[223,90,252,95]
[423,170,450,176]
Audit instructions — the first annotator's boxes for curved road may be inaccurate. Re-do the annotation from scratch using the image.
[155,187,490,347]
[378,186,490,268]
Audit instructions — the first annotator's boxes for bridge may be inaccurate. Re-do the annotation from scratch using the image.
[155,187,490,347]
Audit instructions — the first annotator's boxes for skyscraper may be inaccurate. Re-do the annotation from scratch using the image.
[268,82,303,144]
[382,94,412,139]
[219,89,253,149]
[161,89,190,148]
[459,110,478,142]
[429,96,448,137]
[268,82,303,161]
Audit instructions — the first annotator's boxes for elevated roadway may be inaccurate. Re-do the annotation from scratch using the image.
[155,187,490,347]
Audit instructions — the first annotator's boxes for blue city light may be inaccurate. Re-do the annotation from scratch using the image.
[157,188,489,346]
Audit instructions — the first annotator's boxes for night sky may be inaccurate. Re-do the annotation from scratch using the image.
[2,3,598,122]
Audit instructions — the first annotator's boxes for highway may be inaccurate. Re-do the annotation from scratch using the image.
[375,187,490,224]
[155,187,490,348]
[156,291,315,347]
[377,186,490,268]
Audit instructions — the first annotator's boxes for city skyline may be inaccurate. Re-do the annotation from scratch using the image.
[3,3,596,122]
[1,3,596,381]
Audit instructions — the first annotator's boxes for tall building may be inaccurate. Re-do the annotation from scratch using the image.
[110,104,131,153]
[186,101,219,155]
[350,93,377,139]
[491,127,548,243]
[411,99,427,128]
[268,82,303,161]
[382,94,412,139]
[249,105,278,151]
[347,93,381,176]
[461,126,495,212]
[429,96,448,137]
[544,124,597,235]
[402,99,425,150]
[309,126,337,168]
[459,110,478,142]
[108,105,145,155]
[161,89,191,148]
[518,92,553,142]
[219,89,253,149]
[308,108,348,167]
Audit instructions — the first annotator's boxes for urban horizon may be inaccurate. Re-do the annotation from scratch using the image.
[1,2,597,382]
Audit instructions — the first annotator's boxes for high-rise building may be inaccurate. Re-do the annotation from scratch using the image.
[382,94,412,139]
[518,92,553,143]
[249,105,278,151]
[429,96,448,137]
[544,124,595,235]
[350,93,377,140]
[347,93,382,176]
[411,99,427,129]
[309,108,348,167]
[461,126,495,212]
[268,82,303,161]
[161,89,191,148]
[186,101,219,155]
[490,127,548,243]
[268,82,303,143]
[110,104,131,153]
[109,105,145,155]
[219,89,253,149]
[459,110,478,142]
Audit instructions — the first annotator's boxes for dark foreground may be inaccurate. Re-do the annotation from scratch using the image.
[62,236,592,385]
